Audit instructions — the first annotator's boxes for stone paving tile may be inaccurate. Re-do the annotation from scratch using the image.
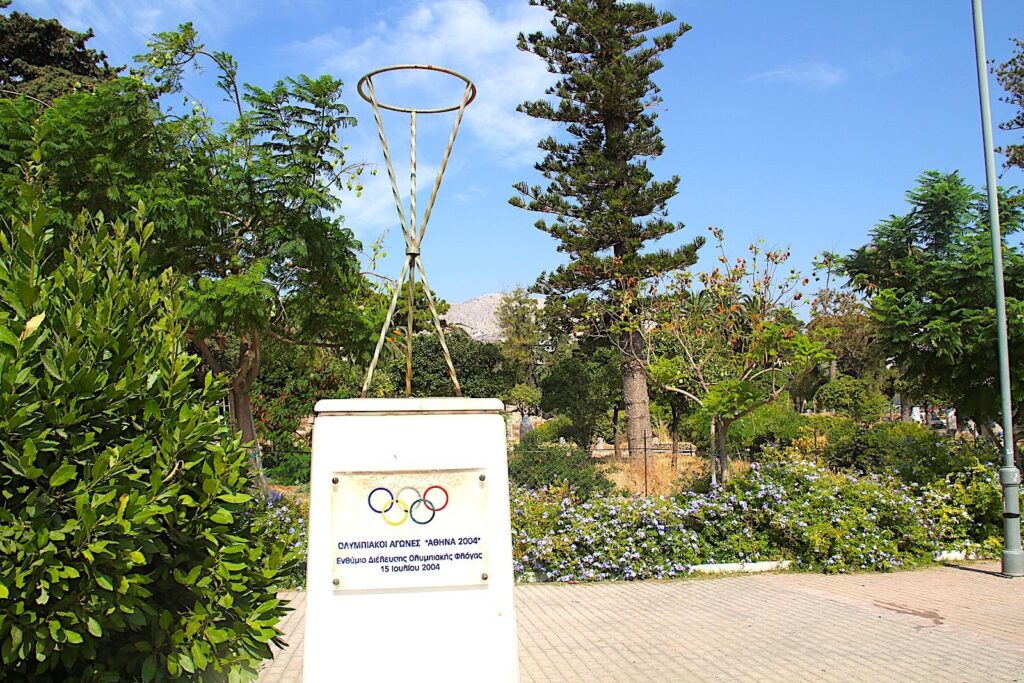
[259,562,1024,682]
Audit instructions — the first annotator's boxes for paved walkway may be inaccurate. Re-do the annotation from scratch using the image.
[259,562,1024,682]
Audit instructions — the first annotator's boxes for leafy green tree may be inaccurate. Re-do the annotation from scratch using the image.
[844,171,1024,446]
[0,79,161,234]
[809,252,888,384]
[0,2,117,104]
[815,374,888,424]
[540,343,621,448]
[511,0,703,459]
[379,329,514,399]
[635,232,831,481]
[0,23,376,490]
[495,287,540,385]
[0,185,295,680]
[135,24,375,488]
[996,38,1024,171]
[503,383,541,419]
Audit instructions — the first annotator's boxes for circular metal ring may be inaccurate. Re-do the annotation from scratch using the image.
[395,486,421,508]
[422,485,449,512]
[382,499,409,526]
[357,64,477,114]
[409,499,436,525]
[367,487,394,514]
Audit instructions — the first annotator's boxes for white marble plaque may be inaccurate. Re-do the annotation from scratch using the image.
[330,469,489,591]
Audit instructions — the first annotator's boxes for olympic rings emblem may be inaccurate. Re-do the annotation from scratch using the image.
[367,485,449,526]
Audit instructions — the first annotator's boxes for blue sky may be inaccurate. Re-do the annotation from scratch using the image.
[22,0,1024,303]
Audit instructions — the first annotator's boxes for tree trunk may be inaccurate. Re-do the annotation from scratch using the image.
[716,418,731,483]
[979,419,998,445]
[230,382,270,498]
[670,402,679,470]
[619,331,654,459]
[900,397,912,422]
[195,334,270,498]
[709,417,718,486]
[612,404,622,460]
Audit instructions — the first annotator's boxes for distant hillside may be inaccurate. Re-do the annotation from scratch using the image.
[445,293,543,342]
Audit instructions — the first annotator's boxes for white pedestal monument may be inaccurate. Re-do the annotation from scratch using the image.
[303,398,519,682]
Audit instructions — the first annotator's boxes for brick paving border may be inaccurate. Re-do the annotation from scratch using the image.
[259,562,1024,682]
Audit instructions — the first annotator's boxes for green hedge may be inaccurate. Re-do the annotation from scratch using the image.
[824,421,997,484]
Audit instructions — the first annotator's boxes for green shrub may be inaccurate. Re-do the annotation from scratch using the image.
[252,338,363,482]
[519,415,573,448]
[803,413,859,445]
[246,491,308,589]
[731,396,807,456]
[262,447,311,486]
[920,465,1002,552]
[815,374,888,423]
[0,197,295,681]
[825,421,994,483]
[729,459,932,572]
[511,417,612,498]
[509,442,613,500]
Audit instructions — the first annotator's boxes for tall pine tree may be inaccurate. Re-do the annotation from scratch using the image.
[511,0,702,457]
[0,2,117,104]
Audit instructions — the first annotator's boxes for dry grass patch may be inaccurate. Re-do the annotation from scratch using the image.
[600,454,749,496]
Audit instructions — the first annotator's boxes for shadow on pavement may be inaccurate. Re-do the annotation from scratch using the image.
[941,563,1013,579]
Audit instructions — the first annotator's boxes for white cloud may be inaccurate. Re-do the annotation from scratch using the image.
[748,61,848,89]
[298,0,557,238]
[297,0,554,164]
[20,0,273,60]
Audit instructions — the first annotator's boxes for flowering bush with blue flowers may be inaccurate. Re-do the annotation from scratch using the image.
[246,491,309,589]
[512,455,1000,581]
[265,457,1002,585]
[919,464,1003,555]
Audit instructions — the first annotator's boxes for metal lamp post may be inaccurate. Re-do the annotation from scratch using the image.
[970,0,1024,577]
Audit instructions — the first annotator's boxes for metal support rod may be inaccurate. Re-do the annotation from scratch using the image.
[365,79,412,243]
[415,83,473,245]
[415,256,462,397]
[971,0,1023,577]
[406,111,418,397]
[410,111,417,242]
[406,255,415,397]
[361,258,410,398]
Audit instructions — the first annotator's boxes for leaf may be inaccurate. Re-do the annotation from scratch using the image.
[217,493,251,504]
[142,655,157,681]
[209,508,233,525]
[95,575,113,591]
[0,583,8,599]
[18,312,45,341]
[49,463,77,488]
[87,616,102,637]
[191,641,208,670]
